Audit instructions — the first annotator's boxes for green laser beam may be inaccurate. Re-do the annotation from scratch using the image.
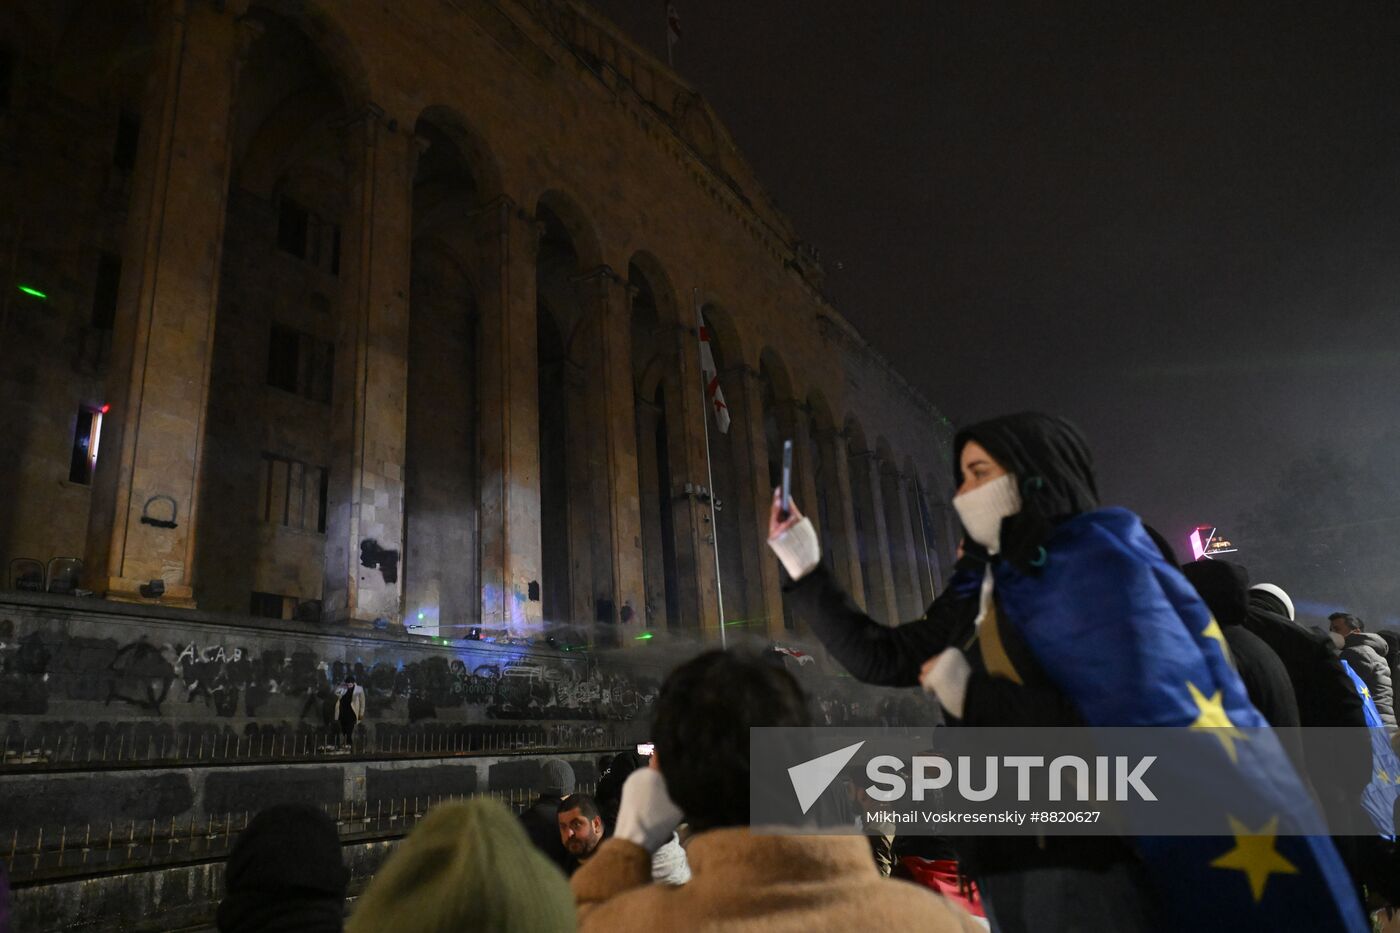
[18,285,46,299]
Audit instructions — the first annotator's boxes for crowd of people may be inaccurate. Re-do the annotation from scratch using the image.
[190,410,1398,932]
[212,652,984,933]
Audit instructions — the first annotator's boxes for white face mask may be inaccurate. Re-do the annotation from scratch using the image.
[1330,631,1346,650]
[953,474,1022,555]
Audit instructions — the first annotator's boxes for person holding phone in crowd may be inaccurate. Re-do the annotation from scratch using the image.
[766,412,1362,933]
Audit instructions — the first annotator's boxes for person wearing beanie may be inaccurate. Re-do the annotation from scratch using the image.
[521,758,575,869]
[216,803,349,933]
[348,797,574,933]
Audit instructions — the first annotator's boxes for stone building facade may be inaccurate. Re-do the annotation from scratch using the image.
[0,0,954,646]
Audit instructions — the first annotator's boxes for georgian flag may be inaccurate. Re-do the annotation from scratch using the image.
[667,4,681,55]
[774,646,815,666]
[697,313,730,434]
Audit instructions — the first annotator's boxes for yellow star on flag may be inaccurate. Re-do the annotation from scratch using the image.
[1200,618,1232,663]
[1379,770,1392,785]
[1210,815,1298,902]
[1188,681,1246,763]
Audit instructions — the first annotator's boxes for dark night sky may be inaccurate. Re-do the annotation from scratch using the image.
[588,1,1400,614]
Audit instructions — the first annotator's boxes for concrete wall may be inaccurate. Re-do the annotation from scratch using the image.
[13,837,398,933]
[0,751,608,837]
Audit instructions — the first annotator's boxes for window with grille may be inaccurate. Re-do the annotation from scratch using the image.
[267,323,334,403]
[91,252,121,330]
[113,111,140,174]
[258,454,328,533]
[250,591,296,619]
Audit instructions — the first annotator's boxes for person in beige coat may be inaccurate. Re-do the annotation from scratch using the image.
[571,651,984,932]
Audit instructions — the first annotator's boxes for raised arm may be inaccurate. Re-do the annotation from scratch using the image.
[795,565,982,686]
[769,489,979,687]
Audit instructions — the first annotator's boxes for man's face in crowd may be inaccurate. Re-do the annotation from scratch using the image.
[1329,616,1354,637]
[558,806,603,856]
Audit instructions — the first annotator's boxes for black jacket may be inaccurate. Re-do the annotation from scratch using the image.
[785,559,1080,728]
[1178,561,1301,730]
[786,560,1137,880]
[1243,592,1372,812]
[519,794,569,869]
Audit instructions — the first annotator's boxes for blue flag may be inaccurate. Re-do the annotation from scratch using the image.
[993,507,1365,932]
[1340,659,1400,838]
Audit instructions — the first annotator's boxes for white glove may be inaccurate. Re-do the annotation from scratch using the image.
[767,516,821,580]
[920,650,972,719]
[612,768,685,853]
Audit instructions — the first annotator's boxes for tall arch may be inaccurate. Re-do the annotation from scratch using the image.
[401,113,489,638]
[631,261,681,630]
[808,394,864,605]
[905,455,941,605]
[759,349,800,631]
[536,193,619,643]
[845,417,895,622]
[194,8,356,617]
[878,438,921,620]
[1,1,154,589]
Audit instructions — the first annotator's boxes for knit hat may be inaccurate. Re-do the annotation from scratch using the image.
[540,758,575,797]
[347,798,575,933]
[216,804,348,933]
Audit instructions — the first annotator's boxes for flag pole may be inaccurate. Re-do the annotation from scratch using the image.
[912,477,942,596]
[695,288,727,648]
[666,1,674,67]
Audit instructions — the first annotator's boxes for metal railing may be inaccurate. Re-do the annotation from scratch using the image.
[7,782,598,885]
[1,721,647,770]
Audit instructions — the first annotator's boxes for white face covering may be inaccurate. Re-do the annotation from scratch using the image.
[1330,631,1346,650]
[952,474,1022,555]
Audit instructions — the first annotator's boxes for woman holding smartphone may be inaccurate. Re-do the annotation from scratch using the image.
[766,412,1361,933]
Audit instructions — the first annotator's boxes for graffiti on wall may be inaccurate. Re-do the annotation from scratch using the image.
[0,619,659,727]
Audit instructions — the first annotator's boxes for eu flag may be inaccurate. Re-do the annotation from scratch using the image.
[994,507,1365,932]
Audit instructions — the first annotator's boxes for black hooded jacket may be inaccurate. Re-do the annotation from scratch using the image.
[216,804,347,933]
[1243,590,1371,805]
[784,413,1139,880]
[953,413,1099,575]
[1178,560,1300,730]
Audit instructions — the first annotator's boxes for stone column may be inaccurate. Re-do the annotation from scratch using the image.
[469,198,544,635]
[574,268,647,641]
[321,108,417,625]
[727,366,784,640]
[815,427,866,609]
[563,359,598,633]
[850,445,898,623]
[907,476,940,606]
[883,463,924,619]
[775,399,820,636]
[664,321,722,641]
[84,0,257,607]
[634,398,668,627]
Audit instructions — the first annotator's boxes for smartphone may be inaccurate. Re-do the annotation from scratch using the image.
[779,439,793,520]
[636,742,655,756]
